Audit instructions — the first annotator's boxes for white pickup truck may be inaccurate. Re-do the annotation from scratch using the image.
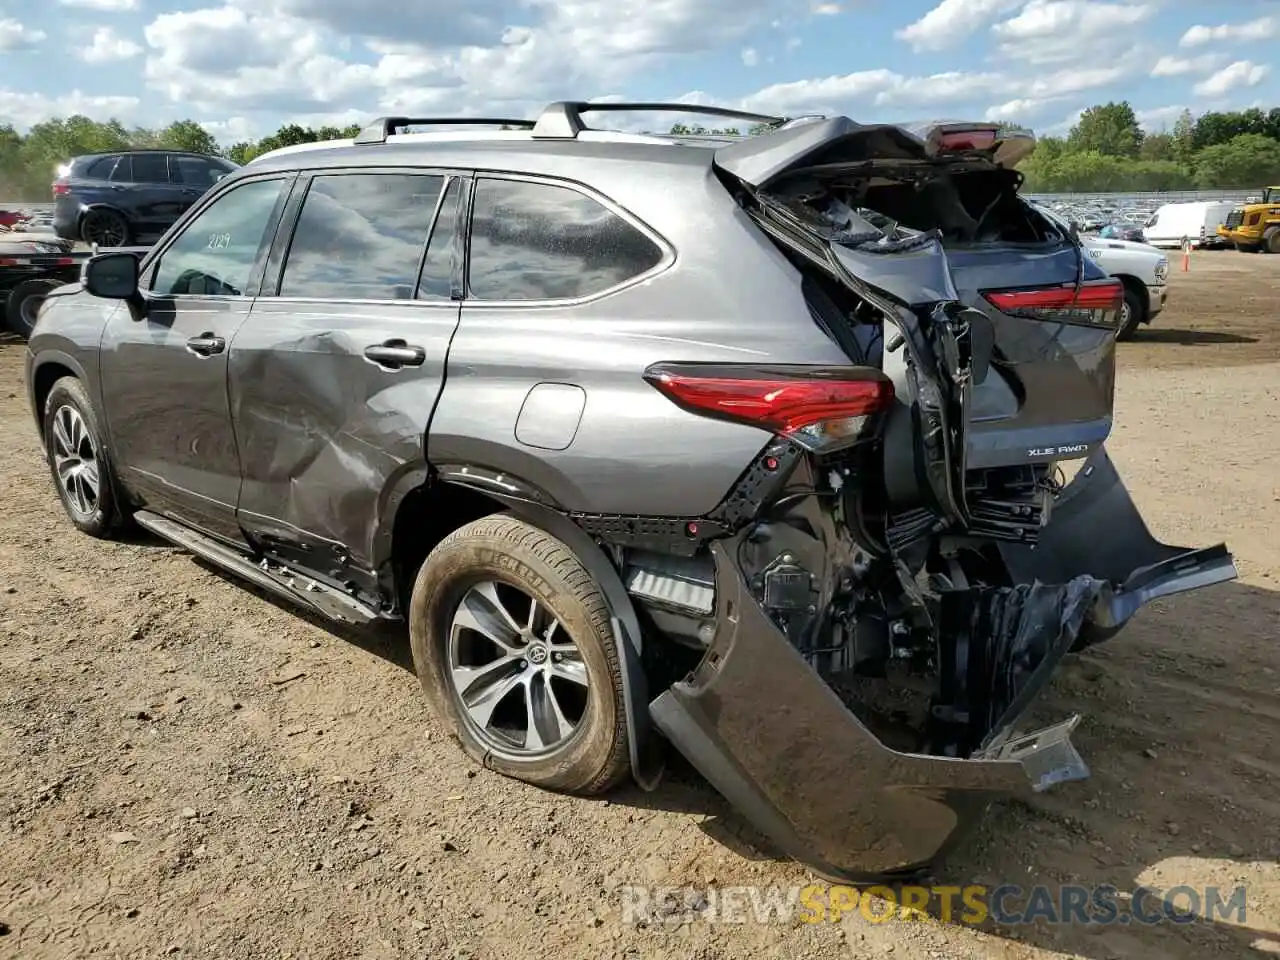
[1081,235,1171,340]
[1033,203,1171,340]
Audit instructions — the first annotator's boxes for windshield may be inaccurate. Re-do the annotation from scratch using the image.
[1264,187,1277,204]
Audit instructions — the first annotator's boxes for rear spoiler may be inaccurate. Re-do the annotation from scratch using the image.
[714,117,1037,190]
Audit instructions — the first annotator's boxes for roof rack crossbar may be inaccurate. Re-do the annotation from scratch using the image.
[354,116,536,145]
[532,101,785,139]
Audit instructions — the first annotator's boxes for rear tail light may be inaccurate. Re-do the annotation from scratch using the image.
[643,363,895,453]
[52,180,70,197]
[938,128,998,152]
[982,279,1124,328]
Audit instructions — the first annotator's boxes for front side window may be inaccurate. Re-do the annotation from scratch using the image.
[466,178,665,301]
[277,173,444,300]
[151,178,285,297]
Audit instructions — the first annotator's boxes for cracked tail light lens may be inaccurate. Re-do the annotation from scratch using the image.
[982,279,1124,328]
[643,363,895,453]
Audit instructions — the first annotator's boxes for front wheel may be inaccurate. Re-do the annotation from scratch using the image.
[408,514,631,794]
[1264,227,1280,255]
[41,377,131,538]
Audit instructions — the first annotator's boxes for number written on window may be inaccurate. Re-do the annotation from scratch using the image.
[278,173,444,300]
[151,178,284,297]
[466,179,664,301]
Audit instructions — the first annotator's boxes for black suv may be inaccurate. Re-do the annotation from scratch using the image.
[52,149,240,247]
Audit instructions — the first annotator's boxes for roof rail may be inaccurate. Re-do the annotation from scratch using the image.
[531,101,785,139]
[353,116,536,145]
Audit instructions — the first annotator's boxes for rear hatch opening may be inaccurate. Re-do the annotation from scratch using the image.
[635,118,1239,880]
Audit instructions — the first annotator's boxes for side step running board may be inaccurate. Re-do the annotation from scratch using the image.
[133,510,384,626]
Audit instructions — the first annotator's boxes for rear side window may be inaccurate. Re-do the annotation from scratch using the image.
[466,178,664,301]
[84,156,118,179]
[132,153,170,184]
[278,173,445,300]
[109,156,133,183]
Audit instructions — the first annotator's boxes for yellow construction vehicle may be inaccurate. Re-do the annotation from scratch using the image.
[1217,186,1280,252]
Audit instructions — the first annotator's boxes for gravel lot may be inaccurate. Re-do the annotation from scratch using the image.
[1,252,1278,959]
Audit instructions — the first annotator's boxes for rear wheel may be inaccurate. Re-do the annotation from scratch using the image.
[41,377,131,538]
[5,277,62,338]
[1264,226,1280,254]
[80,209,129,248]
[408,514,630,794]
[1115,285,1144,341]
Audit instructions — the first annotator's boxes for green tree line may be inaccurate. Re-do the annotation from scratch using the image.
[0,116,362,201]
[1014,101,1280,192]
[3,102,1280,201]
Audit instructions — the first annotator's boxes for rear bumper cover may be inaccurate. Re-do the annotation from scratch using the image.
[651,446,1236,880]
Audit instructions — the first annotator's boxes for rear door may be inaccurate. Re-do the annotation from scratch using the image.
[228,167,464,602]
[112,153,187,234]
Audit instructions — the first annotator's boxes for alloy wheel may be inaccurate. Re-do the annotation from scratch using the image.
[82,213,126,247]
[50,405,100,519]
[446,579,590,756]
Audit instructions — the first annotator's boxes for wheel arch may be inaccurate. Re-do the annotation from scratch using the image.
[1113,273,1149,322]
[381,463,663,791]
[29,351,91,442]
[78,202,134,225]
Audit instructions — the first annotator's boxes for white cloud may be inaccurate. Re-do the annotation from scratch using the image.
[741,46,759,66]
[0,19,46,50]
[737,68,1008,117]
[79,26,143,63]
[984,97,1064,123]
[0,89,140,130]
[58,0,140,8]
[1193,61,1271,98]
[1180,15,1278,49]
[990,0,1154,65]
[811,2,840,13]
[143,7,377,113]
[895,0,1021,52]
[1135,104,1189,132]
[1150,53,1223,78]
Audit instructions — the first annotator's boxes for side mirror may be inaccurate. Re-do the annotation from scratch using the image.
[1069,220,1081,240]
[82,251,140,300]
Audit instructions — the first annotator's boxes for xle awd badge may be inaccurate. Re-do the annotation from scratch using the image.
[1027,443,1089,458]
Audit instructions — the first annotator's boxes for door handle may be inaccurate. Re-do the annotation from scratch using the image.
[186,334,226,357]
[364,340,426,369]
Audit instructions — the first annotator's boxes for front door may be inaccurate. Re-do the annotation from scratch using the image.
[228,169,464,601]
[99,174,293,543]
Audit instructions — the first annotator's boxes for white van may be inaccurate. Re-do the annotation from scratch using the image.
[1143,200,1238,249]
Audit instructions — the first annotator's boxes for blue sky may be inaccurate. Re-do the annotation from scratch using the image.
[0,0,1278,143]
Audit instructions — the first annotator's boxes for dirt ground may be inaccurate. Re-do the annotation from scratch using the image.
[1,251,1278,960]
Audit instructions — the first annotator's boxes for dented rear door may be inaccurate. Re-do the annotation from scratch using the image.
[228,169,465,600]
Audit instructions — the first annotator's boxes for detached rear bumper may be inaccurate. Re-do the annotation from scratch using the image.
[651,446,1236,880]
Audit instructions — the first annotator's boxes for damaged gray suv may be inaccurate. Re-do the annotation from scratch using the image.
[25,102,1237,880]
